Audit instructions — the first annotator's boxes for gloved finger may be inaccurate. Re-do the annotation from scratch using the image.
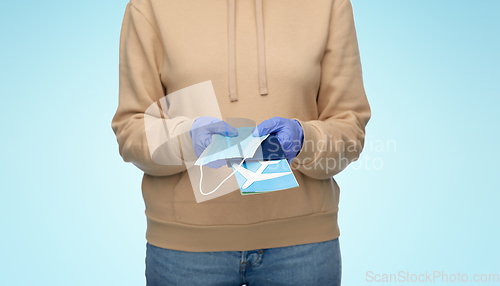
[190,117,220,141]
[284,150,296,161]
[193,134,215,157]
[203,136,213,148]
[276,131,299,161]
[191,117,220,131]
[206,121,239,137]
[252,117,284,136]
[275,131,293,151]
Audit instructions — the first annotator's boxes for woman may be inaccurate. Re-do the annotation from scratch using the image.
[112,0,371,285]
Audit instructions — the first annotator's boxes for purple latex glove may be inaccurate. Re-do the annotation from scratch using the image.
[190,117,238,168]
[252,116,304,162]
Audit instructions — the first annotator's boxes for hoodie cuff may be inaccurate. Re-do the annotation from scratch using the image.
[290,119,323,169]
[173,117,200,163]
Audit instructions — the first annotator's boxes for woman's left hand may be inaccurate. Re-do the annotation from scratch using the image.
[252,117,304,162]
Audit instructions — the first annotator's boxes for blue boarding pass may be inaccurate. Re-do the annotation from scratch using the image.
[231,158,298,195]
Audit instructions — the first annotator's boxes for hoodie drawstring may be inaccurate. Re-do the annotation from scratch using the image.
[255,0,268,96]
[228,0,268,102]
[228,0,237,102]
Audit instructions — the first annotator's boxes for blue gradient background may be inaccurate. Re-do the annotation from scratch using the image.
[1,0,498,285]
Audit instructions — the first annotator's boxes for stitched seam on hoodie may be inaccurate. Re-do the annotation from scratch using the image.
[145,208,339,227]
[129,3,165,75]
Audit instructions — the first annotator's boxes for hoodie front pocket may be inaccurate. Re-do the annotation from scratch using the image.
[171,170,320,226]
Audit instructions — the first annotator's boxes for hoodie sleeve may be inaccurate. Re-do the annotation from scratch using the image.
[111,2,196,177]
[291,0,371,180]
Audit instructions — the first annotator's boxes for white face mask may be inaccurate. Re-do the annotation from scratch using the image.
[194,127,269,167]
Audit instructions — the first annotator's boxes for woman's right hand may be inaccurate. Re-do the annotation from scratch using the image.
[189,117,239,168]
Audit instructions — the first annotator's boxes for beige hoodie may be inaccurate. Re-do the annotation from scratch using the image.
[112,0,371,252]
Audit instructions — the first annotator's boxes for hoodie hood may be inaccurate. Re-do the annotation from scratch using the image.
[228,0,268,102]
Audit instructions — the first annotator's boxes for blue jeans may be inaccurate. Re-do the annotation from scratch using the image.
[145,238,341,286]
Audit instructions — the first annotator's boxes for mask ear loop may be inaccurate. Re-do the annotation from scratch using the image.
[199,156,251,196]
